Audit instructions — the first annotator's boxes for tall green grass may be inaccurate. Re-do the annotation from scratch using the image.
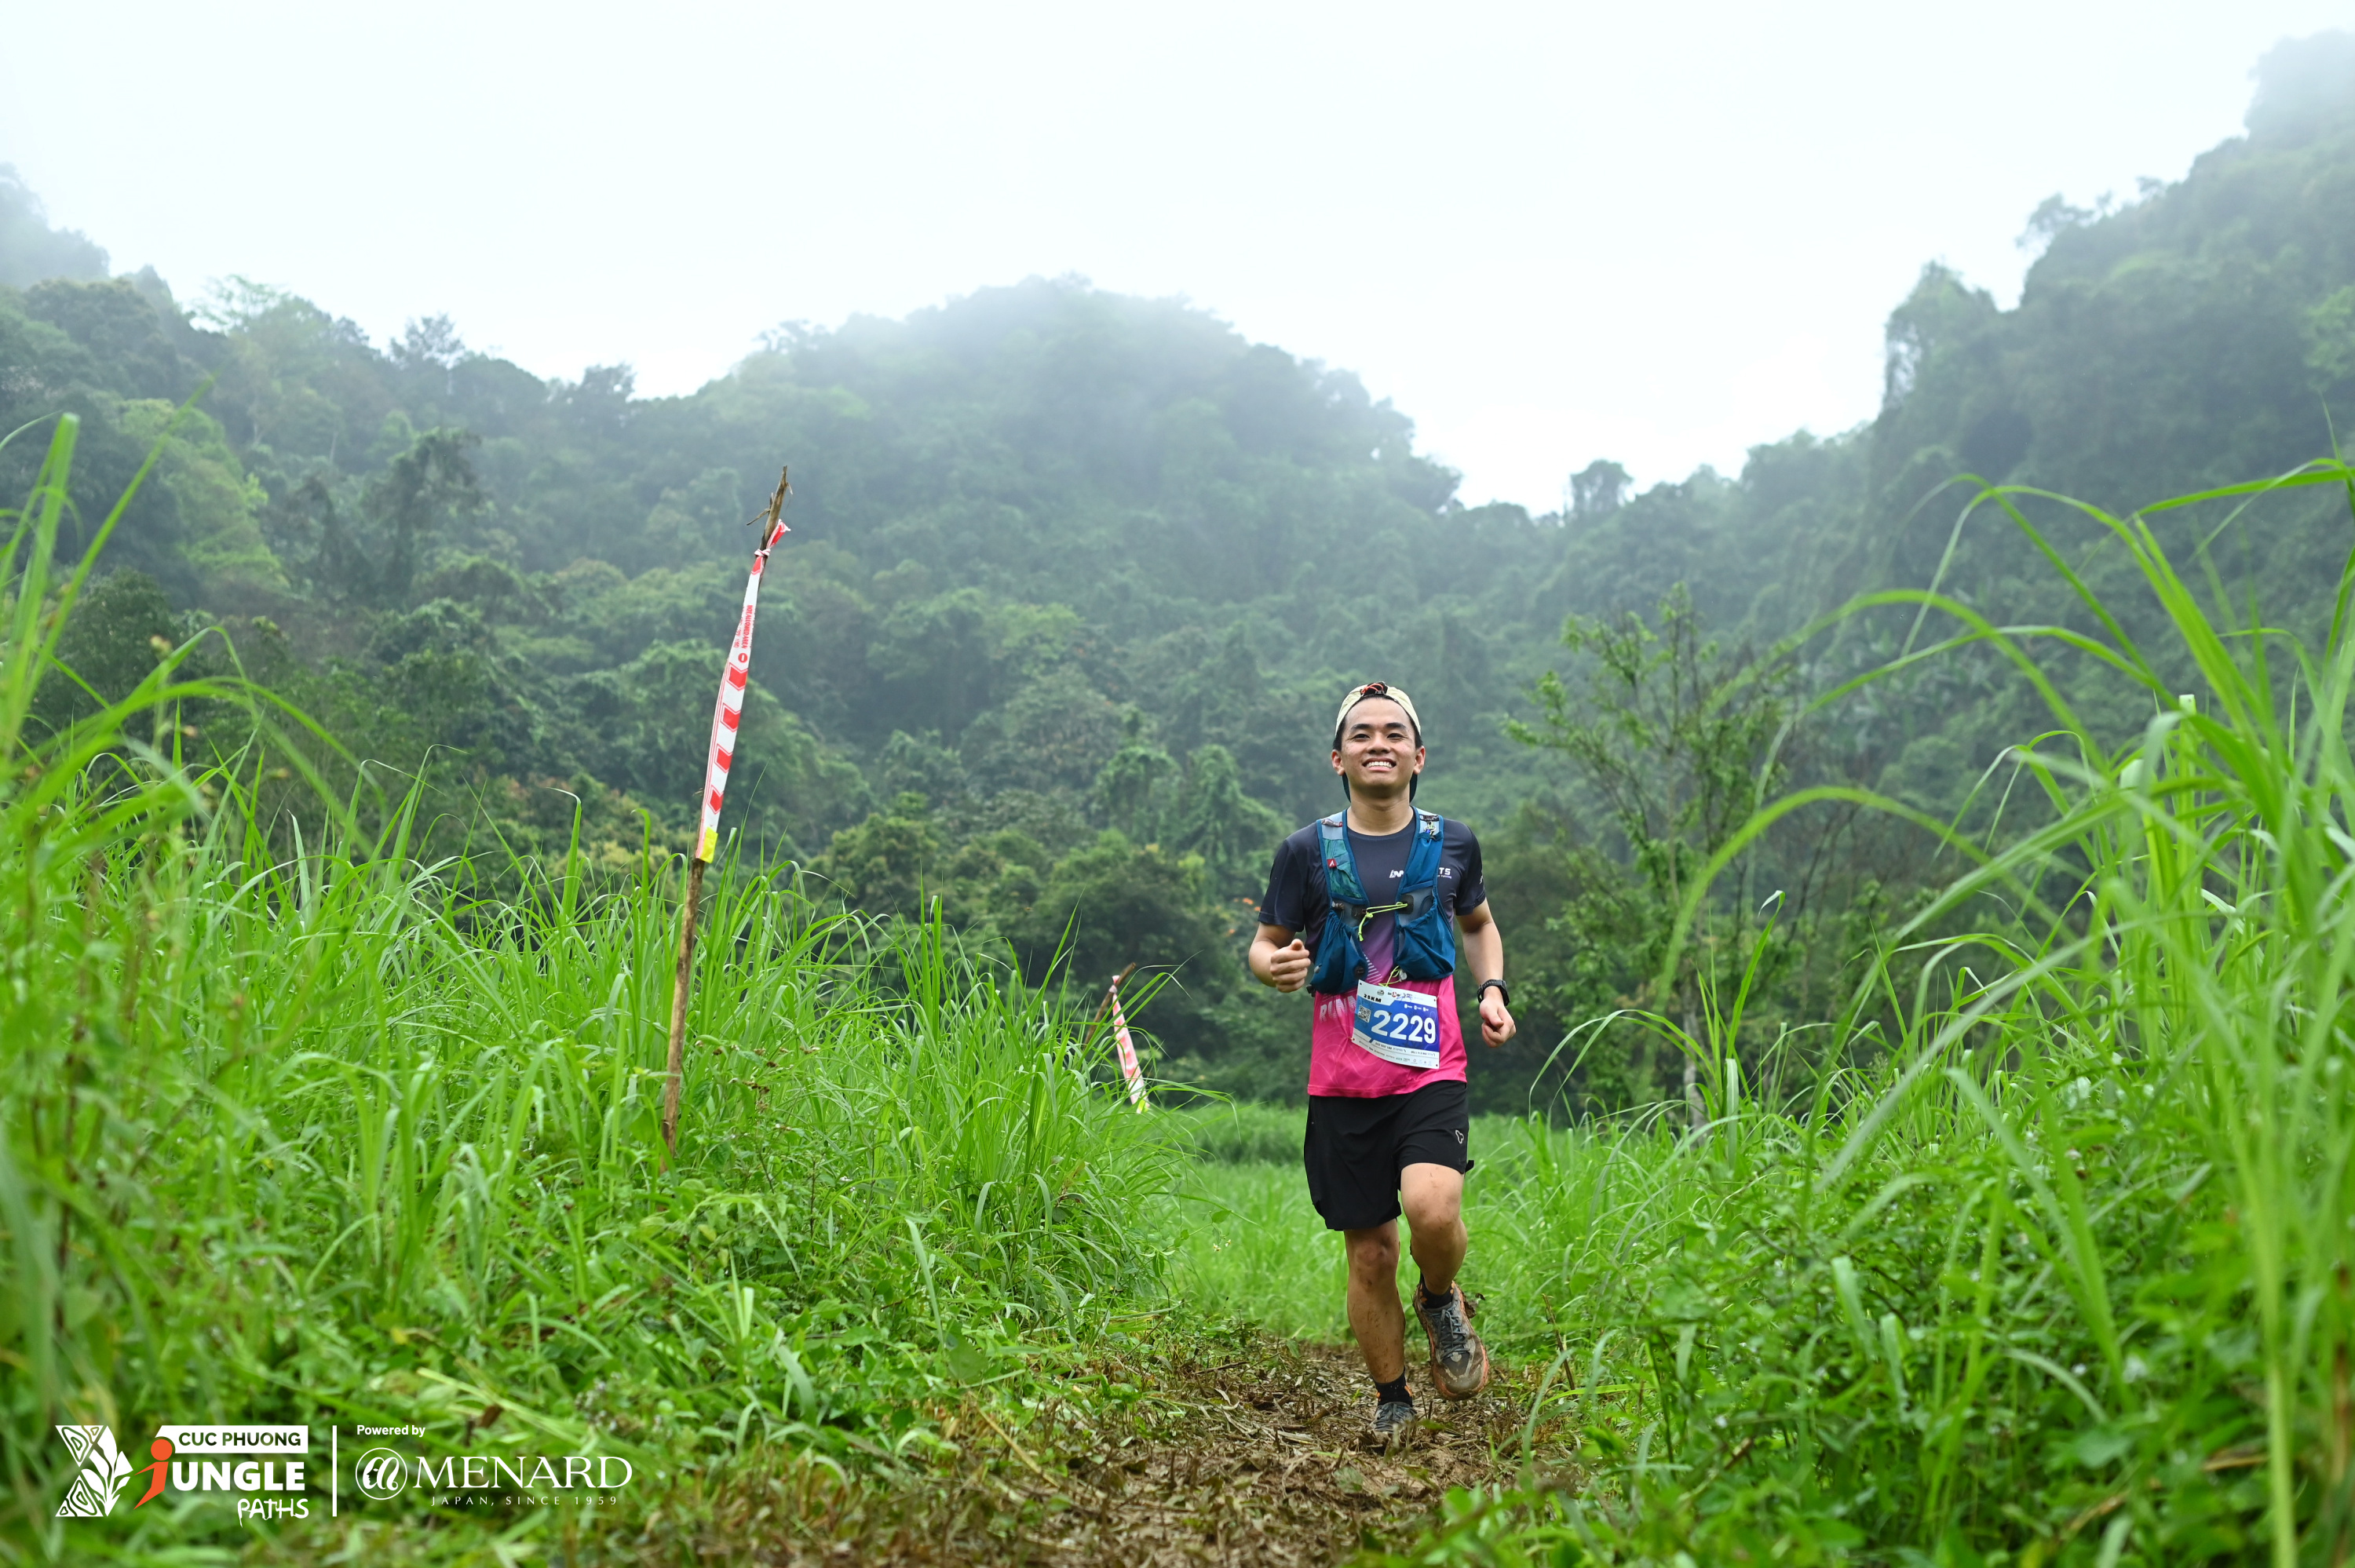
[1353,467,2355,1565]
[0,416,1183,1560]
[16,412,2355,1564]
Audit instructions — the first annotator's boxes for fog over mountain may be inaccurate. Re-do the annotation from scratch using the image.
[6,0,2349,501]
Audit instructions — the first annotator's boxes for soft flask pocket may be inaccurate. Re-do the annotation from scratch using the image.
[1390,887,1455,981]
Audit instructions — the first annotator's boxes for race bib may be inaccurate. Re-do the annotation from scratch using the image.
[1351,979,1442,1070]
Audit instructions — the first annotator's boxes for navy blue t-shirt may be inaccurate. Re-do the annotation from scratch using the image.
[1258,816,1486,982]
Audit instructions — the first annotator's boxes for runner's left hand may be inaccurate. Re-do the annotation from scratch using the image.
[1478,992,1515,1048]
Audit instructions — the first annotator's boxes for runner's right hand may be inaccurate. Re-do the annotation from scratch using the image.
[1265,938,1310,993]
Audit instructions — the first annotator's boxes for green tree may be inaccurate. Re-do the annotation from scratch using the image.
[811,793,942,919]
[1094,710,1175,840]
[30,571,177,738]
[116,401,286,600]
[362,428,484,604]
[1169,743,1285,900]
[1510,584,1795,1111]
[1005,831,1227,1006]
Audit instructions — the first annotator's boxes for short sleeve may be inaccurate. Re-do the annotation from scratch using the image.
[1451,823,1487,913]
[1258,830,1316,932]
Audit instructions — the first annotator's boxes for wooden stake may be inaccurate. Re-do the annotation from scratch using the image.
[1066,962,1137,1070]
[662,855,706,1158]
[666,460,788,1161]
[1089,962,1140,1028]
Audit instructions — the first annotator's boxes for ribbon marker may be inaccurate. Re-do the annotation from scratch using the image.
[1108,972,1148,1111]
[664,465,790,1158]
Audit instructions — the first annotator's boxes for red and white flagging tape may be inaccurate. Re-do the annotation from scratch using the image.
[1109,981,1148,1110]
[697,516,789,863]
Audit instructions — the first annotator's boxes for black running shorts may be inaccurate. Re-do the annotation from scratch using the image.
[1302,1079,1473,1231]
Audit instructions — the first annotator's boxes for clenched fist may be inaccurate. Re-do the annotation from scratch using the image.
[1252,932,1313,993]
[1477,989,1516,1048]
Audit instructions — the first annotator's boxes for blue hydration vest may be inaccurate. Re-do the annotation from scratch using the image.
[1305,810,1458,995]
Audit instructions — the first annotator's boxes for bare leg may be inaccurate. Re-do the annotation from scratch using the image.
[1343,1222,1405,1382]
[1401,1160,1490,1398]
[1348,1162,1469,1380]
[1400,1162,1466,1296]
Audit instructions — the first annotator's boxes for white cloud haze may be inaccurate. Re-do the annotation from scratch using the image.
[6,0,2351,507]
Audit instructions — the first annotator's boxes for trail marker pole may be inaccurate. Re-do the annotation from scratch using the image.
[1086,963,1139,1030]
[663,465,790,1159]
[661,855,706,1158]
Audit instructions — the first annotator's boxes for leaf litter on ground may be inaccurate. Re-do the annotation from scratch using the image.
[598,1328,1554,1566]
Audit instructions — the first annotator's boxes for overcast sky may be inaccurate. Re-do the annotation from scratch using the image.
[5,1,2351,509]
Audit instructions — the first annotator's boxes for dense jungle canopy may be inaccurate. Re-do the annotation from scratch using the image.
[6,31,2355,1106]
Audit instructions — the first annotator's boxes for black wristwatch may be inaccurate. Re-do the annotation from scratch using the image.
[1476,979,1510,1008]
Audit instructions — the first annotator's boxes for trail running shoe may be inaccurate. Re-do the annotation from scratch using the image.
[1415,1282,1492,1399]
[1367,1395,1418,1455]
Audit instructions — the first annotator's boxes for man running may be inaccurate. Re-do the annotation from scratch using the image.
[1247,681,1516,1453]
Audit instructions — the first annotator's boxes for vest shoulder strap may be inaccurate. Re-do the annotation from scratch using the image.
[1402,811,1445,884]
[1314,813,1367,905]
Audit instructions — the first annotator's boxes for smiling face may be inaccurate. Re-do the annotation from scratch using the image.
[1331,696,1425,797]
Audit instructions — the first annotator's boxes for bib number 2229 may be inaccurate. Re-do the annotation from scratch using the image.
[1351,980,1442,1070]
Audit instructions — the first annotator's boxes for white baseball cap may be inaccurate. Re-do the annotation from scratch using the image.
[1331,681,1422,748]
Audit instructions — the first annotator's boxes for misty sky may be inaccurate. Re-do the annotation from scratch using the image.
[6,1,2350,509]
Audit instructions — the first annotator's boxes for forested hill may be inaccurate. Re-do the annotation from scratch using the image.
[0,247,1555,841]
[5,32,2355,1101]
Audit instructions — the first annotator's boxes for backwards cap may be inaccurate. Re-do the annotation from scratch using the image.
[1331,681,1422,749]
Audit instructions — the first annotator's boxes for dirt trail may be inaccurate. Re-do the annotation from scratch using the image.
[1003,1337,1524,1566]
[713,1332,1534,1566]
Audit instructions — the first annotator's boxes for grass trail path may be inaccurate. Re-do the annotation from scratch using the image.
[994,1337,1521,1566]
[704,1332,1533,1566]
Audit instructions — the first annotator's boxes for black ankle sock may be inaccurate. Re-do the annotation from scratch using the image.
[1375,1374,1410,1405]
[1419,1281,1452,1309]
